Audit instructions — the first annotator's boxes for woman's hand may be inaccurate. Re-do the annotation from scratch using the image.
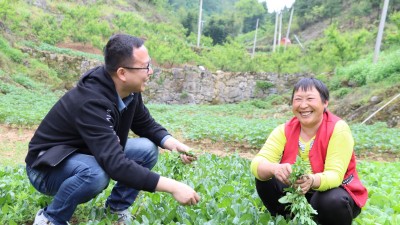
[273,163,292,185]
[294,174,315,194]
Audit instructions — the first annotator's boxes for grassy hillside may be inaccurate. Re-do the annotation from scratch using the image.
[1,0,400,72]
[0,0,399,126]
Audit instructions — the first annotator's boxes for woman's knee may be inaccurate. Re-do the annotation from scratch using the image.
[311,188,349,211]
[311,188,355,224]
[255,178,289,216]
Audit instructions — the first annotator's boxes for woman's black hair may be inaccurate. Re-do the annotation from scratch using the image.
[290,77,329,103]
[103,34,144,73]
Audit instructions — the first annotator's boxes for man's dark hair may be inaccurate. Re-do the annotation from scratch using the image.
[290,77,330,103]
[104,34,144,73]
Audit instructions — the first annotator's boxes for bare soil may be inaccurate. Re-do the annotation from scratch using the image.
[0,125,35,165]
[1,124,397,163]
[0,125,35,143]
[57,42,103,55]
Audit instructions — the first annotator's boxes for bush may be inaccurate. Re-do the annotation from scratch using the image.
[345,62,368,86]
[250,99,270,109]
[11,73,40,89]
[334,87,351,98]
[28,59,62,88]
[0,37,25,63]
[366,50,400,83]
[255,80,274,91]
[200,40,252,72]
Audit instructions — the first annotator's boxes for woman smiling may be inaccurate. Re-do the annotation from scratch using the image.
[251,77,368,225]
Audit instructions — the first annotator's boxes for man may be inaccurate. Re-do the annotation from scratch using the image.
[25,34,200,225]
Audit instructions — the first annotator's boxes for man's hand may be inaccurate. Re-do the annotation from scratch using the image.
[163,137,197,164]
[156,177,201,205]
[171,181,200,205]
[179,153,197,164]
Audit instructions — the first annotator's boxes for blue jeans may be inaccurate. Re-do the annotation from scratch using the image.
[26,138,159,225]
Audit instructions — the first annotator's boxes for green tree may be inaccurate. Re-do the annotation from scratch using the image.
[147,0,169,7]
[269,46,302,74]
[0,0,15,21]
[386,11,400,46]
[323,0,342,23]
[203,17,229,45]
[320,23,369,69]
[234,0,266,33]
[294,0,323,17]
[181,10,196,37]
[370,0,383,19]
[32,15,65,45]
[350,1,374,17]
[202,40,250,71]
[324,23,352,66]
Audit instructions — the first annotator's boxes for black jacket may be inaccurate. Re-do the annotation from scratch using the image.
[26,66,169,192]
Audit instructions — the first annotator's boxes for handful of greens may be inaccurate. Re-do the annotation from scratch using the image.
[278,156,318,225]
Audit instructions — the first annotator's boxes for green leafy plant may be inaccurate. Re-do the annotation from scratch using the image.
[279,156,318,225]
[1,148,400,224]
[255,80,274,92]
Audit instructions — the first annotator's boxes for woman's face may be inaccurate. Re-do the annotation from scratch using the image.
[292,86,328,129]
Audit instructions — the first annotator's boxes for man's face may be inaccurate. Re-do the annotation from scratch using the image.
[121,45,153,93]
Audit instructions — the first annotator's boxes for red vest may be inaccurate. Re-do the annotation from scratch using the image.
[281,111,368,208]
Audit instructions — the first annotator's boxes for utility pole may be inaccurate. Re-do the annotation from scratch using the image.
[197,0,203,48]
[273,12,278,52]
[285,6,294,49]
[278,12,282,47]
[252,18,259,58]
[373,0,390,63]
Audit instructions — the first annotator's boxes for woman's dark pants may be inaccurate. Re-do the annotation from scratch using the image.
[255,177,361,225]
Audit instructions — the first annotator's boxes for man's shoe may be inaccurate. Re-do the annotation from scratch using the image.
[33,209,54,225]
[110,209,134,224]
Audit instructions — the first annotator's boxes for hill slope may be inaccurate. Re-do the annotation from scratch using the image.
[0,0,399,127]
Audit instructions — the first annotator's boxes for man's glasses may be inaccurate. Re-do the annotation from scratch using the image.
[121,62,152,73]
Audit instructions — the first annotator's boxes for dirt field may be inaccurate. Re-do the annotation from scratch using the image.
[0,124,397,166]
[57,42,103,55]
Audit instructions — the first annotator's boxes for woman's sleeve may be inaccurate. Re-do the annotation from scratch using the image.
[251,124,286,180]
[315,120,354,191]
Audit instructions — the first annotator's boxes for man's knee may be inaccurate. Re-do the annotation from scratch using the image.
[139,138,158,155]
[124,138,159,165]
[79,166,110,195]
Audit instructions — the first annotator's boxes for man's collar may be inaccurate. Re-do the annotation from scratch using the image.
[117,93,135,112]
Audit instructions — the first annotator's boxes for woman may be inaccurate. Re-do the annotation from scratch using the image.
[250,77,368,225]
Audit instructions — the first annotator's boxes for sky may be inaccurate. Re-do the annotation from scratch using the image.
[259,0,296,13]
